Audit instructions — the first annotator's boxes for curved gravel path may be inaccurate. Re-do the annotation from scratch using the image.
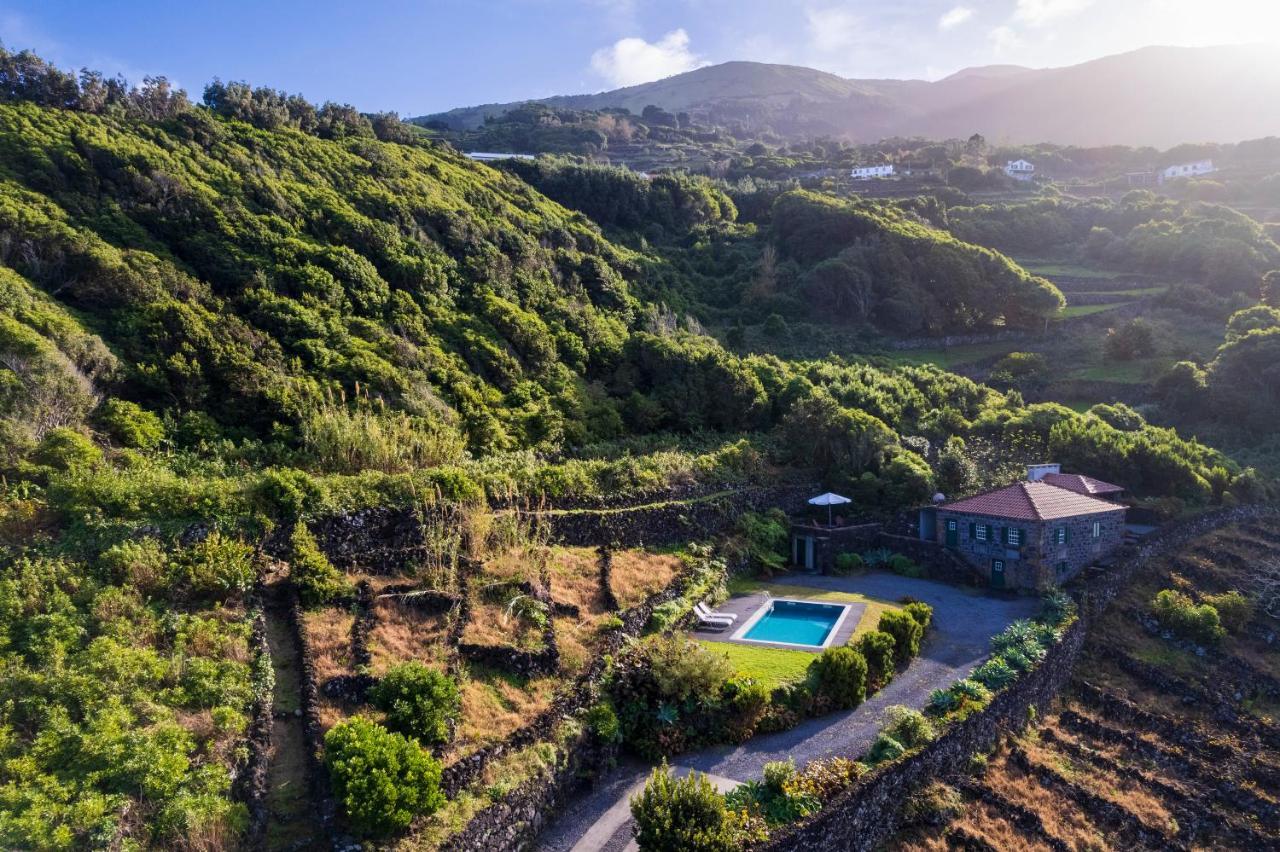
[536,573,1039,852]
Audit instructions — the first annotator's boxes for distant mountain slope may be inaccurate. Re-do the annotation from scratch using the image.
[417,44,1280,147]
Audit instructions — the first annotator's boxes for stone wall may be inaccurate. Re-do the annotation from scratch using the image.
[438,731,619,852]
[234,607,273,848]
[933,507,1126,590]
[296,485,815,572]
[538,485,815,548]
[875,532,981,586]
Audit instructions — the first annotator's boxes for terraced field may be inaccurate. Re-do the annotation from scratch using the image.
[890,519,1280,851]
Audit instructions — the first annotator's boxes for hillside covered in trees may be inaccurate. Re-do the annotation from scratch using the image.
[0,45,1274,850]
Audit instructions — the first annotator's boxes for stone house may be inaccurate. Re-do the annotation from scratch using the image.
[921,478,1126,590]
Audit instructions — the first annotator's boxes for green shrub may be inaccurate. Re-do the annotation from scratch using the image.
[881,705,934,749]
[253,468,325,519]
[585,702,621,744]
[324,717,444,837]
[169,532,255,598]
[1204,591,1254,633]
[369,662,460,745]
[808,646,867,710]
[878,610,924,666]
[855,630,896,689]
[734,509,789,573]
[928,688,960,714]
[833,552,865,576]
[289,522,350,607]
[721,676,770,743]
[903,601,933,631]
[32,427,101,471]
[631,764,739,852]
[762,759,796,793]
[972,657,1017,690]
[887,554,924,578]
[97,399,165,449]
[98,538,169,594]
[1039,590,1077,626]
[1151,588,1226,644]
[867,733,906,765]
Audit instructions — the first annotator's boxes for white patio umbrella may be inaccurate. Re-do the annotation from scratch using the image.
[808,492,852,526]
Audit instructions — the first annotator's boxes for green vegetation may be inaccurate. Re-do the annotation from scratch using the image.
[324,716,445,837]
[0,45,1276,848]
[700,642,815,691]
[951,193,1279,293]
[369,662,462,745]
[631,764,762,852]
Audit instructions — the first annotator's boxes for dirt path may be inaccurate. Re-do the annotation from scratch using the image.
[262,586,319,850]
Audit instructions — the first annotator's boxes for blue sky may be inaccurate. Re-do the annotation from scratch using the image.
[3,1,1277,115]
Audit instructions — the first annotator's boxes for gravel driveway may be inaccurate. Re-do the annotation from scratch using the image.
[536,572,1039,852]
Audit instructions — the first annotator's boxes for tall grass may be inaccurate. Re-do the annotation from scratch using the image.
[299,388,466,475]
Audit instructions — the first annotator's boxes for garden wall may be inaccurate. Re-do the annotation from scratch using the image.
[875,532,980,586]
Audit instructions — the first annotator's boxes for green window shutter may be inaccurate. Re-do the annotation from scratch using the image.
[969,522,976,538]
[1065,526,1072,543]
[1002,527,1010,544]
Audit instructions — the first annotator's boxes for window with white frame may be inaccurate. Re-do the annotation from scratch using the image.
[1092,520,1101,539]
[1055,527,1067,545]
[976,524,988,542]
[1008,528,1022,546]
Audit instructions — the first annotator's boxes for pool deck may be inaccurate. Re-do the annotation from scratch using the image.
[691,591,864,651]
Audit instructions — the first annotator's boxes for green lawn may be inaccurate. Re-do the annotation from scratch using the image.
[1066,356,1173,384]
[1058,302,1132,318]
[1014,259,1123,279]
[699,642,815,690]
[880,341,1017,369]
[1069,286,1167,299]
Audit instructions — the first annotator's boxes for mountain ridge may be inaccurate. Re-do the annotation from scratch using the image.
[416,44,1280,147]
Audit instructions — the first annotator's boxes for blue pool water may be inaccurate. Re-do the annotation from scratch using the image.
[741,600,847,647]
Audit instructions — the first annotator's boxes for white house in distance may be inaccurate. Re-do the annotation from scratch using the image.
[1158,159,1215,184]
[851,164,895,180]
[1004,159,1035,180]
[465,152,537,162]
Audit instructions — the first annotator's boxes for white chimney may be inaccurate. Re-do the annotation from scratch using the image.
[1026,463,1061,482]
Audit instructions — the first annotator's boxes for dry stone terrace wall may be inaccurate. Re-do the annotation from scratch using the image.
[292,485,817,572]
[754,503,1278,852]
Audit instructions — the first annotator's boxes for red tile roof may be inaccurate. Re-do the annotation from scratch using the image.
[1041,472,1124,496]
[939,481,1125,522]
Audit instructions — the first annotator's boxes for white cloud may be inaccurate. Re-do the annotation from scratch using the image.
[806,6,862,53]
[1013,0,1095,26]
[938,6,974,30]
[590,29,706,87]
[988,25,1021,55]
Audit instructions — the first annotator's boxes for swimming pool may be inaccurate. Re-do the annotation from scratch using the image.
[734,599,852,649]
